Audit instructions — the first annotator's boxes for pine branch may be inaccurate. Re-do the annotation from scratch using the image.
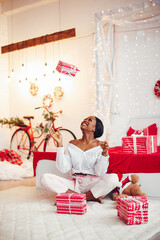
[0,117,27,128]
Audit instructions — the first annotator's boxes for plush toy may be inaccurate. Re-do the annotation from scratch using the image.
[112,174,147,201]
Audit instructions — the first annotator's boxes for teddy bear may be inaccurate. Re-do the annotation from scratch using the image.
[112,174,147,201]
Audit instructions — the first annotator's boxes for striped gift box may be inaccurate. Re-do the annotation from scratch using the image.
[56,193,87,215]
[56,60,79,77]
[116,196,148,225]
[122,135,157,154]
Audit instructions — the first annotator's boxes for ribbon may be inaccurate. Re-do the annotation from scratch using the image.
[151,136,154,153]
[68,193,73,214]
[131,134,144,154]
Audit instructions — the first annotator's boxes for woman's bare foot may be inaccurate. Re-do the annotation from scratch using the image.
[97,197,104,204]
[86,190,104,204]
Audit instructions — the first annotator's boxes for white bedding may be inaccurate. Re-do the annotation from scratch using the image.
[0,158,33,180]
[0,186,160,240]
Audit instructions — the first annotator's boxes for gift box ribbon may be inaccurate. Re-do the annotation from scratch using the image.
[132,134,143,154]
[129,134,155,154]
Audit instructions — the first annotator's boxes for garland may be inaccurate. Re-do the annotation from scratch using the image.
[0,117,27,129]
[0,110,58,134]
[42,94,53,108]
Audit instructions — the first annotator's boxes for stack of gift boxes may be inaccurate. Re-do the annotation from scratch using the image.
[56,193,87,215]
[116,196,148,224]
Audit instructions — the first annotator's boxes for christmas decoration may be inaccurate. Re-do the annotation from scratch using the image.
[0,117,27,129]
[42,94,53,108]
[42,110,57,122]
[29,82,39,96]
[154,80,160,98]
[117,196,148,225]
[54,86,64,100]
[56,60,79,77]
[0,149,23,165]
[56,193,87,215]
[35,111,58,134]
[122,135,157,154]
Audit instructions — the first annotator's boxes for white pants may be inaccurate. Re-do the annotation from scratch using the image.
[40,173,119,199]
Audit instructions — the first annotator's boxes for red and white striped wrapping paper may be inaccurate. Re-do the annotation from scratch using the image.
[116,196,148,225]
[122,135,157,154]
[56,60,79,77]
[56,193,87,215]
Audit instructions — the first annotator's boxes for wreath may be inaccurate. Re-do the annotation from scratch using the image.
[54,86,64,100]
[154,80,160,98]
[42,94,53,108]
[30,83,39,96]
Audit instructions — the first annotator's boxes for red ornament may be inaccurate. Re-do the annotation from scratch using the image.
[154,80,160,98]
[56,60,79,77]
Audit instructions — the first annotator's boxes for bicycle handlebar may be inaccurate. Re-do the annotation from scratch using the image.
[35,106,62,115]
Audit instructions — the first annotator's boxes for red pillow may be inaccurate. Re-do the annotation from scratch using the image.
[0,149,23,165]
[127,123,157,136]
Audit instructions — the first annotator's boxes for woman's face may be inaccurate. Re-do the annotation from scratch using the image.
[80,116,96,133]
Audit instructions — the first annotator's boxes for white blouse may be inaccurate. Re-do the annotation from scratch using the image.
[56,143,109,177]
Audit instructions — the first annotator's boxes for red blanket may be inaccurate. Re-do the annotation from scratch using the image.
[33,147,160,176]
[107,146,160,174]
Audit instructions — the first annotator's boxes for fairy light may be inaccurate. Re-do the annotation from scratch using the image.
[11,68,15,77]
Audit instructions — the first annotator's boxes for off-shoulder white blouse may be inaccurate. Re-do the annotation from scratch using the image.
[56,143,109,177]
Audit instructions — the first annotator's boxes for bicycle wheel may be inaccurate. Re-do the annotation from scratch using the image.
[44,128,76,152]
[10,129,31,160]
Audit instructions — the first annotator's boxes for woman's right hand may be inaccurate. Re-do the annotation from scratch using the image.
[49,127,63,147]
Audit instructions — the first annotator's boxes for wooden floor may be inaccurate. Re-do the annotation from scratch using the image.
[0,177,36,191]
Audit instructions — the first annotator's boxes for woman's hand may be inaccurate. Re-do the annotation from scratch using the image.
[100,141,109,156]
[49,127,63,147]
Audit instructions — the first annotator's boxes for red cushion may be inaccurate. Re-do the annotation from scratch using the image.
[127,123,157,136]
[0,149,23,165]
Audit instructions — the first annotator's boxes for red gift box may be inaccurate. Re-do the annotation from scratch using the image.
[122,135,157,154]
[116,196,148,225]
[56,193,87,215]
[56,60,79,77]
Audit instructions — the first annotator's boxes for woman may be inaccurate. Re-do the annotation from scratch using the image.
[41,116,119,203]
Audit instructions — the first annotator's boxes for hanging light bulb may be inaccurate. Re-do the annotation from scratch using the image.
[11,69,15,77]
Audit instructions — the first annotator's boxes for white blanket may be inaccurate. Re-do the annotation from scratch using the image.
[0,159,33,180]
[0,186,160,240]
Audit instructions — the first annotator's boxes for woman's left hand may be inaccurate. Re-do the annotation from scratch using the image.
[100,141,109,156]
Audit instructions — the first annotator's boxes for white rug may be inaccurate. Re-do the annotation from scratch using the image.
[0,186,160,240]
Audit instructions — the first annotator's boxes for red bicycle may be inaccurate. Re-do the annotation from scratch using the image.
[10,106,76,159]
